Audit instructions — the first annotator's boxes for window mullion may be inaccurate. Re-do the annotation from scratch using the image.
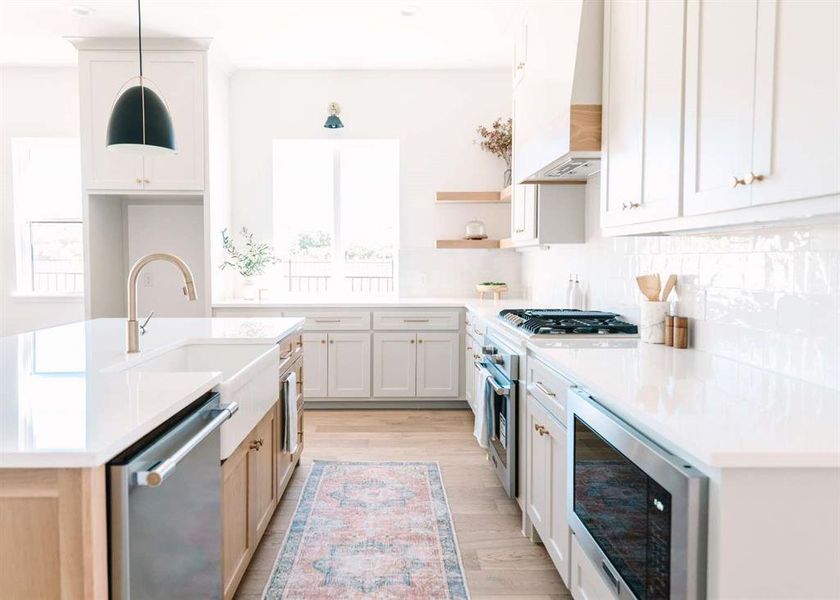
[332,144,344,293]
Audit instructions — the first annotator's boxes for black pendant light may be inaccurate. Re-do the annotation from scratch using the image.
[106,0,176,154]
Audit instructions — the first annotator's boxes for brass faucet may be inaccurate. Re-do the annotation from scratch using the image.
[126,253,197,353]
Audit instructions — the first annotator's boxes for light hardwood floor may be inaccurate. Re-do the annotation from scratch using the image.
[234,409,571,600]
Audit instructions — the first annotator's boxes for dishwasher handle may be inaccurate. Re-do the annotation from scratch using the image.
[135,402,238,488]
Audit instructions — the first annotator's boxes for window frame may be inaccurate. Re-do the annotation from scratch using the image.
[11,137,84,299]
[272,138,400,298]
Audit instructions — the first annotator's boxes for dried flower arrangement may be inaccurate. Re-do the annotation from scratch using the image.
[476,117,513,185]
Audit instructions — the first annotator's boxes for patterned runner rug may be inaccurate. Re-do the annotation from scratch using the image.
[263,461,470,599]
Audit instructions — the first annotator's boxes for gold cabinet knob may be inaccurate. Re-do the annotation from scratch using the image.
[418,339,423,344]
[410,339,415,344]
[320,339,326,344]
[534,424,549,436]
[730,175,746,188]
[516,62,526,70]
[135,177,142,184]
[329,339,334,344]
[745,171,765,185]
[629,202,640,209]
[143,178,150,184]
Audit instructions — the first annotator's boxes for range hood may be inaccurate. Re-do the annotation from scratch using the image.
[515,0,603,182]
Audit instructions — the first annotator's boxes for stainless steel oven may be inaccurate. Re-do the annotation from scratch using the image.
[479,332,519,498]
[568,388,707,600]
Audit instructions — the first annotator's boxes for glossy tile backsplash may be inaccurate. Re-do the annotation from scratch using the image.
[521,179,840,390]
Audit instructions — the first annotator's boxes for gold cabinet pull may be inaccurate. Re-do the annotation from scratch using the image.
[745,171,765,185]
[534,382,555,398]
[730,175,746,188]
[534,424,549,436]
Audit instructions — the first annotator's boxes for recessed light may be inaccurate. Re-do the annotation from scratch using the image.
[70,5,93,16]
[400,5,419,17]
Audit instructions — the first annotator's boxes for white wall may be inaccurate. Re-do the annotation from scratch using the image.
[0,67,84,335]
[227,69,519,298]
[521,177,840,390]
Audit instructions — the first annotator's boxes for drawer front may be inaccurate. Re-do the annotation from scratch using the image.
[527,355,574,426]
[284,310,371,331]
[372,311,459,331]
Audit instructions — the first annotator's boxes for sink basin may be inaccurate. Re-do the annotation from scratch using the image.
[119,343,273,380]
[109,341,280,459]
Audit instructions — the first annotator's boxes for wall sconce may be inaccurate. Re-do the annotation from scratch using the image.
[324,102,344,129]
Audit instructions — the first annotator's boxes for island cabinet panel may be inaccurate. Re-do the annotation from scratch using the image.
[0,467,108,599]
[222,442,253,600]
[250,406,278,543]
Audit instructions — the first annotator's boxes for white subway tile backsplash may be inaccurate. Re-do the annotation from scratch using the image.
[521,179,840,389]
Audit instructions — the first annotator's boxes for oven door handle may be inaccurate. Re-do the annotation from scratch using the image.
[478,365,510,396]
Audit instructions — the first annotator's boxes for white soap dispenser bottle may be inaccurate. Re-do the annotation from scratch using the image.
[570,275,584,310]
[565,274,574,308]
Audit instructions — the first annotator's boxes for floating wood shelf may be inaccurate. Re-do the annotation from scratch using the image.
[435,239,501,249]
[435,190,510,203]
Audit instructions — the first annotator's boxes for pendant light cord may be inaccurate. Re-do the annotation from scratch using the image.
[137,0,143,77]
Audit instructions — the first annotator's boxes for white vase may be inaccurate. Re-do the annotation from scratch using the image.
[242,278,257,301]
[639,301,668,344]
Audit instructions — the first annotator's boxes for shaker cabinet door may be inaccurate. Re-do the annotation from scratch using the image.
[79,51,145,190]
[327,332,371,397]
[301,333,328,398]
[748,0,840,208]
[141,51,206,191]
[683,0,758,215]
[415,332,459,398]
[372,332,416,398]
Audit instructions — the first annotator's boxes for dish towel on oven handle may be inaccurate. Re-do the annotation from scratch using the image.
[285,371,299,454]
[474,366,491,448]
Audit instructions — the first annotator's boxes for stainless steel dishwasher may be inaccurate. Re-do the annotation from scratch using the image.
[108,392,238,600]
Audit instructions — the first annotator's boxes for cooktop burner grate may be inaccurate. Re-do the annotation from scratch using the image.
[499,309,638,335]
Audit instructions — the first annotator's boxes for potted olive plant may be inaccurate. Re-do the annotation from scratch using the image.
[220,227,279,300]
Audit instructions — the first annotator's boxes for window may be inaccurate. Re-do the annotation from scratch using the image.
[272,139,399,296]
[12,138,83,295]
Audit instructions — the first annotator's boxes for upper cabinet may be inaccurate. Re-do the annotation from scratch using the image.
[599,0,840,234]
[77,44,206,192]
[684,0,840,215]
[601,0,685,227]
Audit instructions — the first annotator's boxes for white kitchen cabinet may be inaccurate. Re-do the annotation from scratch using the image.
[78,51,144,190]
[746,0,839,208]
[416,332,459,398]
[372,332,417,397]
[77,47,205,192]
[504,184,585,248]
[683,0,759,215]
[683,0,839,216]
[511,184,537,241]
[526,395,571,586]
[512,8,529,89]
[601,0,684,227]
[301,333,328,397]
[141,52,206,191]
[327,332,371,397]
[570,534,618,600]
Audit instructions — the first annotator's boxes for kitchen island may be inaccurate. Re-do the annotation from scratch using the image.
[0,317,304,599]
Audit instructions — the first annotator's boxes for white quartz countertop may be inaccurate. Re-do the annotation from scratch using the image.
[0,317,303,468]
[213,296,533,310]
[528,339,840,470]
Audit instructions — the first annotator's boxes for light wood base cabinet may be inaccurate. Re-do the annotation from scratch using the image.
[222,404,285,600]
[0,467,109,599]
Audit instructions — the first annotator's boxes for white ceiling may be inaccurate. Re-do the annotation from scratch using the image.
[0,0,518,69]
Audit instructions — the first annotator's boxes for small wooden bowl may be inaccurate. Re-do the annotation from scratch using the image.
[476,283,508,300]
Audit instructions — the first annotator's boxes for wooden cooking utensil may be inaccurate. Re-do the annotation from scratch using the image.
[660,274,678,302]
[636,274,661,301]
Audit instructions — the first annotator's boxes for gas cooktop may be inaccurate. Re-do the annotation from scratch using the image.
[498,309,639,336]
